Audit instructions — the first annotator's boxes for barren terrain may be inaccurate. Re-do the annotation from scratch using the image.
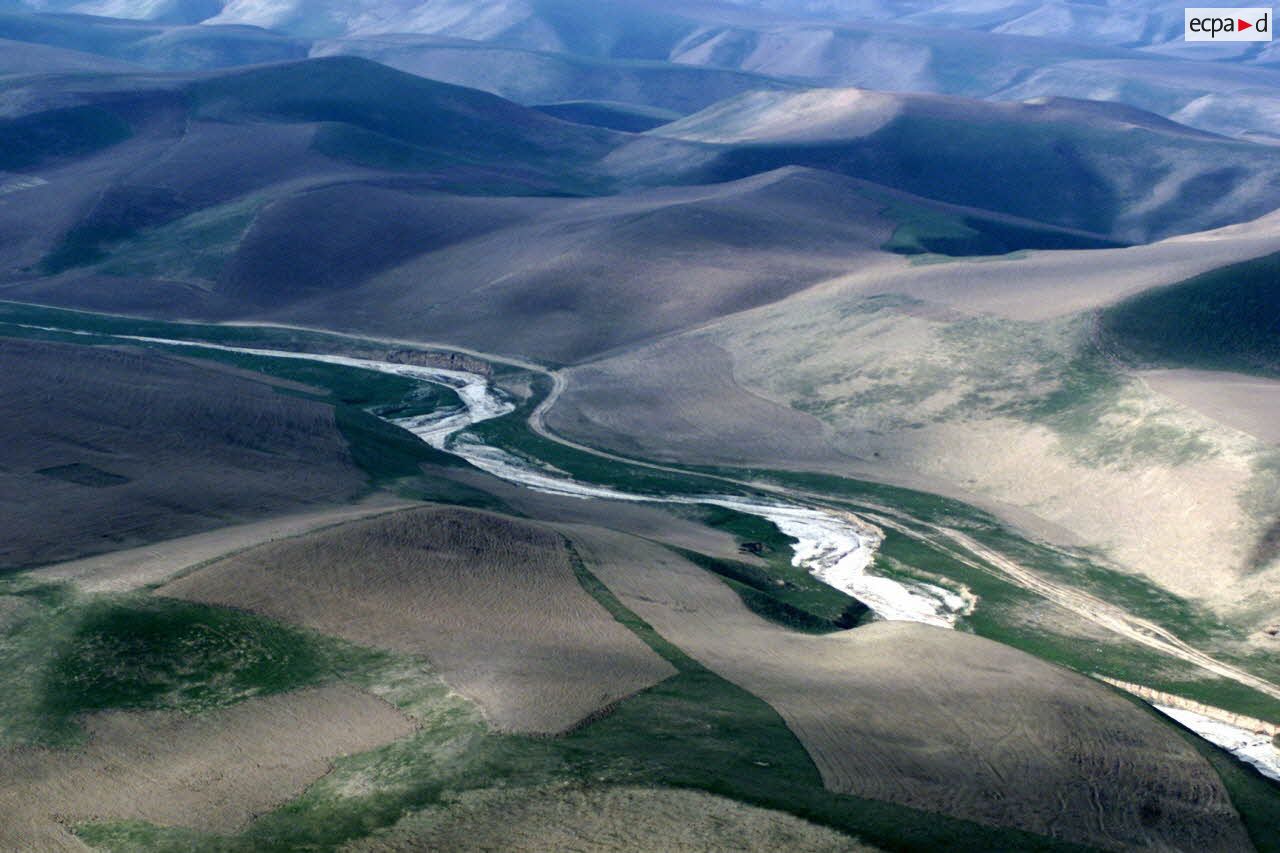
[31,495,416,592]
[0,338,367,570]
[160,507,676,732]
[344,784,876,853]
[1141,369,1280,447]
[0,684,415,852]
[567,524,1251,851]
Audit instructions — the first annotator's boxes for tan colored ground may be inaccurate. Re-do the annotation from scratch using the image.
[32,495,416,593]
[802,207,1280,323]
[0,685,416,852]
[547,335,843,470]
[566,525,1251,852]
[343,784,875,853]
[552,261,1279,610]
[1141,369,1280,446]
[159,507,675,733]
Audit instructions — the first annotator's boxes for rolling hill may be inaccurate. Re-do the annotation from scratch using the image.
[5,6,1280,853]
[626,87,1280,242]
[0,55,619,288]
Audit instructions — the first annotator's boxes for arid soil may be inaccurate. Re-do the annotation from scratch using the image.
[566,525,1251,851]
[343,784,876,853]
[547,335,842,469]
[1141,369,1280,446]
[0,685,416,852]
[32,495,416,593]
[547,243,1280,609]
[160,507,675,733]
[0,338,366,570]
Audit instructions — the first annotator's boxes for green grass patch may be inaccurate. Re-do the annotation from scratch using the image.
[334,404,462,487]
[43,597,335,720]
[0,578,386,746]
[881,200,1120,258]
[99,197,261,283]
[674,548,868,633]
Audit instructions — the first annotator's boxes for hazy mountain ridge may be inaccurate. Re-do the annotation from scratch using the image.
[4,0,1280,143]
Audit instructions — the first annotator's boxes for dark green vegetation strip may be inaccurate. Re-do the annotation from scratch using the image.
[677,504,870,630]
[0,105,131,171]
[673,547,869,634]
[0,300,419,359]
[1100,250,1280,377]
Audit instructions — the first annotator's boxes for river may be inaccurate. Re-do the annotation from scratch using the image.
[99,332,971,627]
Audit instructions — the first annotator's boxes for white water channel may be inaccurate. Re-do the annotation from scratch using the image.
[95,332,971,628]
[1154,706,1280,782]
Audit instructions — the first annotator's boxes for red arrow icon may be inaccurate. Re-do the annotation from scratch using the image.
[1240,18,1253,30]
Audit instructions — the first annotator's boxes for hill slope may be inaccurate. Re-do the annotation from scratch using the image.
[626,88,1280,242]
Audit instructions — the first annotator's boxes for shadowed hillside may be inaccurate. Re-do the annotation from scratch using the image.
[628,89,1280,242]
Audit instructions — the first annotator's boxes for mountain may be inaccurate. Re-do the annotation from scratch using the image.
[309,34,798,114]
[5,54,1277,327]
[620,87,1280,242]
[6,0,1280,144]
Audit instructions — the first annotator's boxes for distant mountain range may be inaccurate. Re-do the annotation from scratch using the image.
[3,0,1279,143]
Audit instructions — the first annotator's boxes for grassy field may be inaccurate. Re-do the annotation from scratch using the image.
[98,198,262,283]
[879,199,1120,257]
